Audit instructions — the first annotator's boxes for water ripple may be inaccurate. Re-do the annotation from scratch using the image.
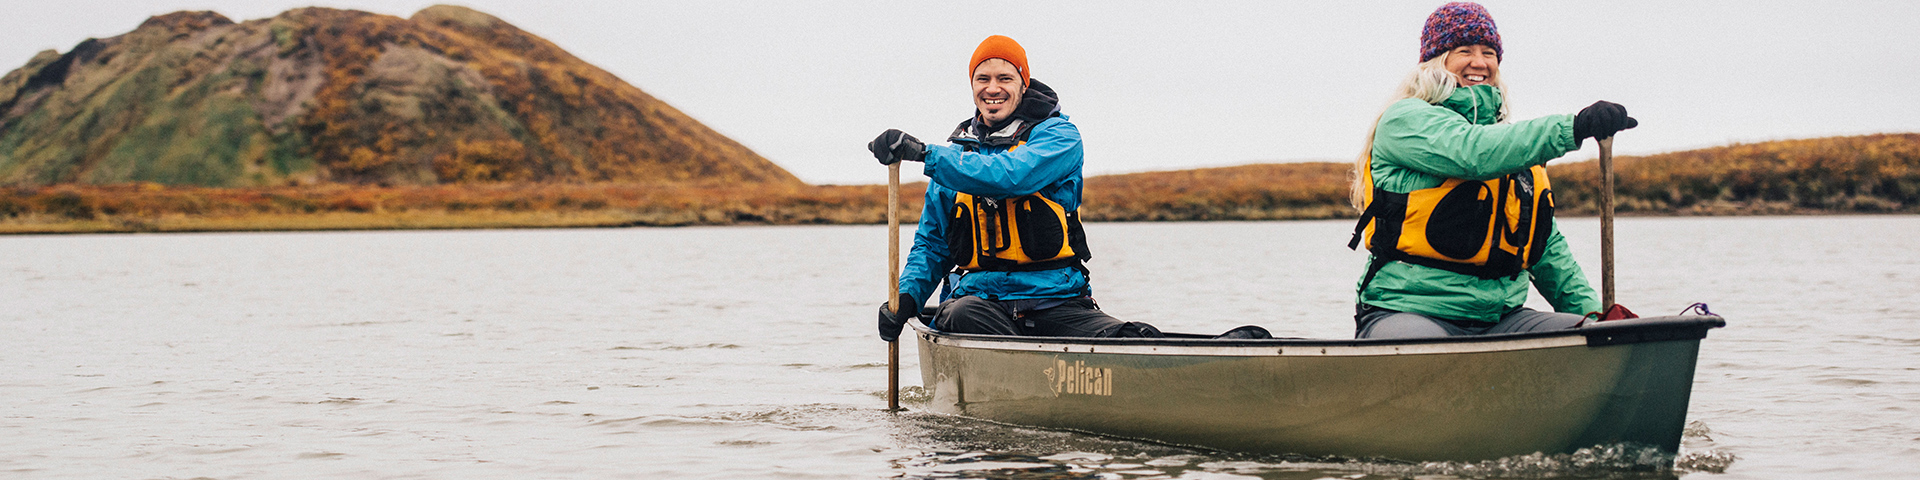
[4,219,1912,478]
[608,343,741,351]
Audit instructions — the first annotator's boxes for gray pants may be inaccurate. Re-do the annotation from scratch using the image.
[1355,304,1586,339]
[934,296,1161,338]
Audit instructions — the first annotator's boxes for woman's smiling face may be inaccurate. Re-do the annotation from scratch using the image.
[1444,44,1500,87]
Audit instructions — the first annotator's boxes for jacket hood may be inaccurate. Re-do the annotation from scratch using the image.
[949,78,1062,148]
[1438,84,1503,125]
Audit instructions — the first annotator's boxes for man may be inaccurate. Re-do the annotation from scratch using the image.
[867,35,1164,342]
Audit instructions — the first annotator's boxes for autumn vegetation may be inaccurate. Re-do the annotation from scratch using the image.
[1081,162,1353,221]
[0,182,910,233]
[1546,133,1920,215]
[3,133,1915,234]
[0,7,795,187]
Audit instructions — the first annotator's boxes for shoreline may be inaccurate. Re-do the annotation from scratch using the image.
[5,208,1910,235]
[6,131,1916,235]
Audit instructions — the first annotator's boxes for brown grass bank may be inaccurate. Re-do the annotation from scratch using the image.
[1547,133,1920,215]
[0,182,924,234]
[4,133,1915,234]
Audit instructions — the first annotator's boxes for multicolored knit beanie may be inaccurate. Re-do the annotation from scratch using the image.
[1420,2,1502,62]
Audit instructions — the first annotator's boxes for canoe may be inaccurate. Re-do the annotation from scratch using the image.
[909,315,1725,461]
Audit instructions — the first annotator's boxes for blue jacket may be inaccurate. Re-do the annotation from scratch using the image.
[896,81,1090,309]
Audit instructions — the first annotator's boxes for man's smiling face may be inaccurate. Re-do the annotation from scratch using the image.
[972,58,1024,126]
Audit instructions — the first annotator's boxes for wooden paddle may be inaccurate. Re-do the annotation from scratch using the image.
[1598,137,1616,311]
[886,161,902,412]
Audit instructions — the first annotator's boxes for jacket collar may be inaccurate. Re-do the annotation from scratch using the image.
[949,79,1062,148]
[1439,84,1503,125]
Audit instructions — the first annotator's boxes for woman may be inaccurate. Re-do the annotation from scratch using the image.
[1347,2,1638,339]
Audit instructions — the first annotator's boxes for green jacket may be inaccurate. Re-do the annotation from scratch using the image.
[1359,85,1602,322]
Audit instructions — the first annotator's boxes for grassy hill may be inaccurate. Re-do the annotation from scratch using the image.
[3,7,1911,233]
[0,6,798,187]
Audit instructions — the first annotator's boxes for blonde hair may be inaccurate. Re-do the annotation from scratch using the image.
[1348,53,1509,209]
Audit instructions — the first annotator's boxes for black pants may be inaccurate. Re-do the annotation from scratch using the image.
[933,296,1162,338]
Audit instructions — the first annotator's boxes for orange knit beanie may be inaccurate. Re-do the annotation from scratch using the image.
[969,35,1029,86]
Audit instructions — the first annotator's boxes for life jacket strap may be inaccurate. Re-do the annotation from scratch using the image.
[957,257,1085,273]
[1348,202,1380,250]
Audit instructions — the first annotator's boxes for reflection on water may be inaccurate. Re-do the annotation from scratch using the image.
[883,389,1724,479]
[2,217,1915,478]
[885,408,1717,480]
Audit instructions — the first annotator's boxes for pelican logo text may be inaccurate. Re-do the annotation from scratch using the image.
[1046,359,1113,396]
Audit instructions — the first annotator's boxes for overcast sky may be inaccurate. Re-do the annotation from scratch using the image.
[4,1,1916,185]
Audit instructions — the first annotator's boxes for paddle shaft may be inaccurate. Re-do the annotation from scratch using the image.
[1598,137,1616,311]
[886,161,901,412]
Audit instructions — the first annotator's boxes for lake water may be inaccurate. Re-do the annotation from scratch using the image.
[2,216,1915,479]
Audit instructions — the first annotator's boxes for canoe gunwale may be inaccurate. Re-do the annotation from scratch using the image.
[909,315,1724,357]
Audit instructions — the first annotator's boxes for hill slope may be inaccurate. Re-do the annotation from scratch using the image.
[0,6,799,187]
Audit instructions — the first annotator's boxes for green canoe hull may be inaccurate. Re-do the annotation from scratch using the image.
[912,316,1723,461]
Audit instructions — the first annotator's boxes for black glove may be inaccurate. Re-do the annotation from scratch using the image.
[876,293,917,342]
[1573,101,1639,141]
[867,129,926,166]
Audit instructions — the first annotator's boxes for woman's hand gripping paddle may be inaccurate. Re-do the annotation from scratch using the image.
[1599,137,1616,311]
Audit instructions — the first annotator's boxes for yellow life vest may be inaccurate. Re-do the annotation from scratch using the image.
[1348,156,1555,279]
[948,192,1090,272]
